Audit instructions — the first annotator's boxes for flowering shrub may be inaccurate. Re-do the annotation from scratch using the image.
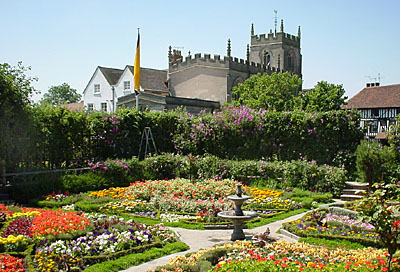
[356,183,400,270]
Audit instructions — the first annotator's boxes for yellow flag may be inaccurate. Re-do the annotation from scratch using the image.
[134,31,140,92]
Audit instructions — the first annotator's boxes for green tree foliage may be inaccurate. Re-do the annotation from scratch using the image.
[232,72,302,111]
[300,81,347,112]
[232,73,348,112]
[355,140,396,187]
[0,62,38,169]
[41,82,81,106]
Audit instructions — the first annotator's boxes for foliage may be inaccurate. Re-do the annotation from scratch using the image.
[298,237,365,250]
[300,81,347,112]
[0,62,38,169]
[356,183,400,270]
[41,82,81,106]
[355,140,396,186]
[232,72,302,111]
[82,241,189,272]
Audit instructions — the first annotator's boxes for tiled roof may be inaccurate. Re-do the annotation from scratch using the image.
[343,84,400,109]
[62,102,84,112]
[127,66,168,91]
[99,67,124,85]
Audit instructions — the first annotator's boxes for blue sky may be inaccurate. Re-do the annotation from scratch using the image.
[1,0,399,102]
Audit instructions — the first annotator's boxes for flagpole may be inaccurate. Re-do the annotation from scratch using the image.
[134,28,140,111]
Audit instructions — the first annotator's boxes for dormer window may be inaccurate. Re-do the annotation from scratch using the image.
[94,84,100,93]
[124,81,131,90]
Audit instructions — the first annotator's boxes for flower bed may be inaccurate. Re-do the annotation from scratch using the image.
[84,179,299,228]
[0,205,183,271]
[282,209,382,248]
[0,254,25,272]
[33,214,176,271]
[154,240,396,272]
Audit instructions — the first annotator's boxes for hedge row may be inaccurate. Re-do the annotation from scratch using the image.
[10,153,347,203]
[16,106,362,171]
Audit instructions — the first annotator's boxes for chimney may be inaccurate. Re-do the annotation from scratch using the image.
[371,83,375,87]
[366,83,371,88]
[376,82,380,87]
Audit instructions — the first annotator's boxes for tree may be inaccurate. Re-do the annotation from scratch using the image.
[232,72,302,111]
[300,81,347,112]
[41,83,81,106]
[0,62,38,180]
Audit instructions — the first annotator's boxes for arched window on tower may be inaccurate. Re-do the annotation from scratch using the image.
[263,51,271,66]
[231,77,244,102]
[287,51,295,71]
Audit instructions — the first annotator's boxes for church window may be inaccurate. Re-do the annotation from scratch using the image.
[264,52,271,66]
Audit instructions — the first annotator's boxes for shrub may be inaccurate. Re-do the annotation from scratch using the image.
[61,173,109,193]
[8,174,64,204]
[355,140,396,187]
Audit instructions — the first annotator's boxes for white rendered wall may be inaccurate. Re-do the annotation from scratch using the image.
[115,67,133,98]
[83,68,113,112]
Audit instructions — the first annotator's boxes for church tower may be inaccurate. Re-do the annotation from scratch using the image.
[249,20,302,78]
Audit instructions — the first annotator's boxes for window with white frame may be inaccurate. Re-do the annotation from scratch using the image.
[87,103,94,112]
[101,103,107,112]
[124,81,131,90]
[94,84,100,93]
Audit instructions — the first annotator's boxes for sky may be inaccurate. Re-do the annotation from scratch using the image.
[1,0,400,102]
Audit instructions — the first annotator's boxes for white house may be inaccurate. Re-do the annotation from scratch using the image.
[83,65,168,113]
[83,66,123,113]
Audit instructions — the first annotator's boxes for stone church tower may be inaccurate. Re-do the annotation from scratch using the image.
[249,20,302,78]
[168,19,302,104]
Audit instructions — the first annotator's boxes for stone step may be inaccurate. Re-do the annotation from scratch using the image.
[340,194,364,202]
[342,189,367,196]
[345,181,369,191]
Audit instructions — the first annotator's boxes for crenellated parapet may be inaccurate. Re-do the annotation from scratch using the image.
[251,32,300,48]
[169,52,284,74]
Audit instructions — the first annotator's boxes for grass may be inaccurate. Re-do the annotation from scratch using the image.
[82,242,189,272]
[298,237,366,250]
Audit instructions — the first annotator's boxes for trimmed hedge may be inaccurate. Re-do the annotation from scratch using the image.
[82,241,189,272]
[24,106,362,171]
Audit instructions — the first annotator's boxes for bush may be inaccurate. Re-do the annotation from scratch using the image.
[355,140,396,187]
[8,174,63,204]
[61,173,109,193]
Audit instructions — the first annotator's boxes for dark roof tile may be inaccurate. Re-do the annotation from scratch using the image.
[99,67,124,85]
[127,65,168,91]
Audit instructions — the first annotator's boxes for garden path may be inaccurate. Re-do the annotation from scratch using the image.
[122,211,308,272]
